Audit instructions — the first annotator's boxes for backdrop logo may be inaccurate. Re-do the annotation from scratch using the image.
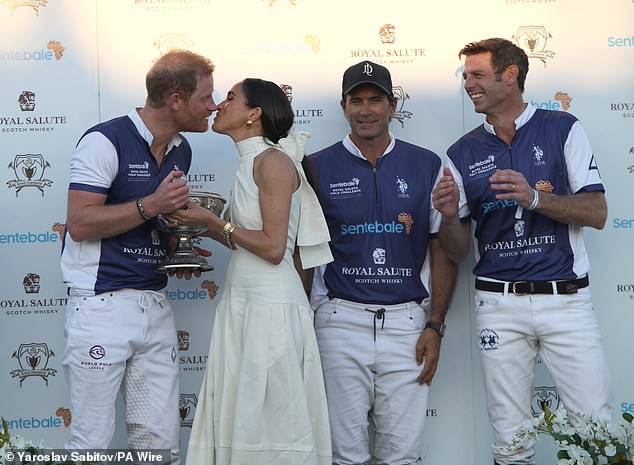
[264,0,298,7]
[531,386,561,416]
[505,0,558,4]
[0,227,60,248]
[531,91,573,112]
[280,84,324,126]
[186,172,216,190]
[379,24,395,44]
[179,394,197,428]
[135,0,214,12]
[2,0,48,15]
[628,146,634,174]
[166,285,214,301]
[178,331,208,372]
[202,280,219,299]
[1,91,69,135]
[177,330,190,351]
[7,153,53,196]
[53,222,65,239]
[4,413,63,429]
[608,35,634,47]
[55,407,72,427]
[610,101,634,118]
[303,34,320,53]
[280,84,292,102]
[616,283,634,300]
[245,35,318,56]
[1,273,67,315]
[23,273,40,293]
[612,217,634,229]
[512,26,555,65]
[11,342,57,386]
[392,86,412,127]
[554,91,573,111]
[0,41,64,62]
[154,33,194,56]
[19,91,36,111]
[47,40,64,60]
[350,22,425,65]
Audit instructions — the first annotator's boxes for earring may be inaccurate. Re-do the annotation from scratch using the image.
[245,119,253,129]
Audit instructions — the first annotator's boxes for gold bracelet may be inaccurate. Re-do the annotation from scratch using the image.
[222,221,237,246]
[136,198,152,221]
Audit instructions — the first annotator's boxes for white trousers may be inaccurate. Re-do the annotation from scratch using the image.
[63,289,180,465]
[314,298,429,465]
[475,287,613,465]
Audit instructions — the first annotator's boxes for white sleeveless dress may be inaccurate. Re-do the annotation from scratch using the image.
[186,133,332,465]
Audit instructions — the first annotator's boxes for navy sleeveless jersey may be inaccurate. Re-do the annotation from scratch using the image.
[447,108,604,281]
[306,139,441,305]
[61,115,192,294]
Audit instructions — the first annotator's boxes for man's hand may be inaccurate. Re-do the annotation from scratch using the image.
[489,169,535,209]
[146,170,190,217]
[167,246,212,279]
[432,167,460,220]
[415,327,442,385]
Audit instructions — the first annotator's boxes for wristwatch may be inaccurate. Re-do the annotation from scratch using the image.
[424,320,446,337]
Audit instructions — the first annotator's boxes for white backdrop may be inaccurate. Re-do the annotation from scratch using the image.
[1,1,632,464]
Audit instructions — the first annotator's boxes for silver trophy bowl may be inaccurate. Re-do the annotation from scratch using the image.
[157,191,227,273]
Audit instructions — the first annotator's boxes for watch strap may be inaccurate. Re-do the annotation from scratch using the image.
[424,320,446,337]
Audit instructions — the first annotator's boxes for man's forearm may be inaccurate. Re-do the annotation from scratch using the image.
[438,219,471,264]
[533,191,607,230]
[429,240,459,323]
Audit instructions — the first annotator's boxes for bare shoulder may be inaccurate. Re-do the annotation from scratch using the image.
[257,147,294,168]
[254,147,298,187]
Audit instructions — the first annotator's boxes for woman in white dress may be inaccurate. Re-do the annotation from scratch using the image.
[170,78,332,465]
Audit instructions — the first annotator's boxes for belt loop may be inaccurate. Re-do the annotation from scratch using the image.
[551,281,558,295]
[503,282,510,296]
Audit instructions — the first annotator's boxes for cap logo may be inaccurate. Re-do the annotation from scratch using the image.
[362,62,373,76]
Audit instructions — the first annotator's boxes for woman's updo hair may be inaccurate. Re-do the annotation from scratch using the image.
[242,78,294,144]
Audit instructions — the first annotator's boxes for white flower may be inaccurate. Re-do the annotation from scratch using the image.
[605,444,617,457]
[509,406,634,465]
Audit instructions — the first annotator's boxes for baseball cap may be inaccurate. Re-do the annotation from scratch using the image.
[342,60,394,97]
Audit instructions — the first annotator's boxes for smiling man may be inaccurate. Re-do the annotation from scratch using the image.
[60,49,216,465]
[432,38,613,465]
[304,60,457,465]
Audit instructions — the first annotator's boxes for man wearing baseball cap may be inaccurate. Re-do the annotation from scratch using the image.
[304,60,457,465]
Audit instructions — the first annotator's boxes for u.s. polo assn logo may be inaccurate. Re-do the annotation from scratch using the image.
[533,145,546,166]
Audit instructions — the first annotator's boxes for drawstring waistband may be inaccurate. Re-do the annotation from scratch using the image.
[139,290,165,310]
[364,308,386,341]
